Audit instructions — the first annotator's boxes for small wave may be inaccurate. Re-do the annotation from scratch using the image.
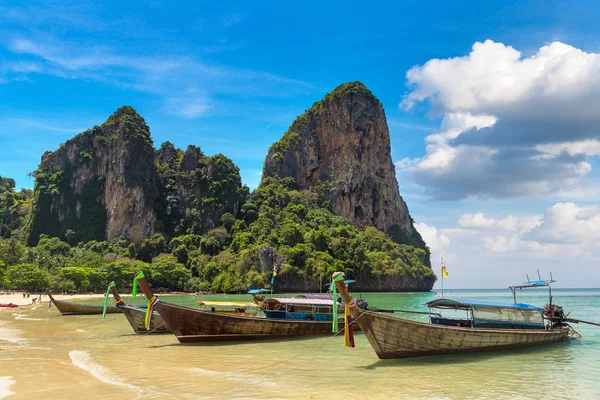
[0,376,16,398]
[69,350,145,394]
[0,322,25,344]
[187,367,277,388]
[14,314,45,321]
[75,329,84,333]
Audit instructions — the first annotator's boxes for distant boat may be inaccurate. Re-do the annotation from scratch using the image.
[108,285,170,334]
[334,272,579,359]
[136,277,345,343]
[0,303,18,308]
[48,293,123,316]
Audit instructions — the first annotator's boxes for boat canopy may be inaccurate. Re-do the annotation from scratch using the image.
[197,301,259,308]
[263,298,335,307]
[427,298,545,329]
[426,298,543,311]
[295,294,333,300]
[509,279,555,290]
[248,288,271,294]
[324,279,355,287]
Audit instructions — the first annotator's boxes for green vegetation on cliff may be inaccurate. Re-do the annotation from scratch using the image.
[5,95,434,293]
[267,81,377,163]
[0,176,33,240]
[155,142,249,237]
[1,176,434,293]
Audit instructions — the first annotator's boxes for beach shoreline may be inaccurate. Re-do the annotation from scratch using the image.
[0,291,198,307]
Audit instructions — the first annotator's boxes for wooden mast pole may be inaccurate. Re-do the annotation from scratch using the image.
[135,275,155,301]
[109,285,122,302]
[441,257,444,298]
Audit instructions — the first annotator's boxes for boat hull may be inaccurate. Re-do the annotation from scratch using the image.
[155,302,338,343]
[50,298,122,316]
[355,310,572,359]
[120,305,170,334]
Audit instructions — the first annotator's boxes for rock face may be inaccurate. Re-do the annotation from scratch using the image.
[26,106,247,245]
[262,82,427,255]
[155,142,248,237]
[27,107,157,245]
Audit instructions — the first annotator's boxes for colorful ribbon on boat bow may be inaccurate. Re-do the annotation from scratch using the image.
[131,271,145,298]
[331,273,345,333]
[102,282,116,319]
[145,295,160,329]
[115,299,125,307]
[344,301,355,348]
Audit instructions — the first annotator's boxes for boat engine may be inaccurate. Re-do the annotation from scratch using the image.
[543,303,571,329]
[355,298,369,310]
[544,304,565,320]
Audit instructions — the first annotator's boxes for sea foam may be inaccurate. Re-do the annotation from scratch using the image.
[0,376,15,398]
[69,350,144,394]
[0,321,24,344]
[14,314,45,321]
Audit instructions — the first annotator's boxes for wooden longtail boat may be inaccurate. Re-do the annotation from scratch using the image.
[261,297,346,322]
[196,300,260,316]
[48,293,123,316]
[109,286,170,334]
[333,272,576,359]
[136,277,342,343]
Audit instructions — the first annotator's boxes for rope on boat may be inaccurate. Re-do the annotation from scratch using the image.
[331,308,367,337]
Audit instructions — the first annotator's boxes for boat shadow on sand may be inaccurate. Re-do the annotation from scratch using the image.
[358,340,574,369]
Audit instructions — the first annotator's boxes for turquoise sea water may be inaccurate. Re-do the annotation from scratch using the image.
[1,288,599,399]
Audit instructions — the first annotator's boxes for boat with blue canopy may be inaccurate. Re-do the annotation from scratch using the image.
[425,298,546,330]
[261,297,344,321]
[333,271,595,359]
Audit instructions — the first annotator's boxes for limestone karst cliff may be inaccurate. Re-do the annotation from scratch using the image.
[26,107,157,245]
[262,82,428,260]
[26,107,247,245]
[19,95,434,292]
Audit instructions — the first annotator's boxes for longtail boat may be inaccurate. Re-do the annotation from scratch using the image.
[109,285,170,334]
[333,272,580,359]
[48,293,123,316]
[261,297,346,321]
[196,300,260,316]
[136,277,344,343]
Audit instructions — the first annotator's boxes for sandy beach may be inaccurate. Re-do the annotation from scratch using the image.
[0,292,107,307]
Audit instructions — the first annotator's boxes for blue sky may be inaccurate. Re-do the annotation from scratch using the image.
[2,0,600,287]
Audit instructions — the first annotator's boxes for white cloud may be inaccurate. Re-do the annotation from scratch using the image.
[401,40,600,199]
[450,203,600,258]
[415,222,450,253]
[162,98,210,119]
[3,37,313,119]
[525,202,600,244]
[458,212,540,232]
[394,157,421,171]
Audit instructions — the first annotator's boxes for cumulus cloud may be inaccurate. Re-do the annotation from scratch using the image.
[454,202,600,258]
[459,213,519,231]
[401,40,600,199]
[414,222,450,253]
[525,202,600,244]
